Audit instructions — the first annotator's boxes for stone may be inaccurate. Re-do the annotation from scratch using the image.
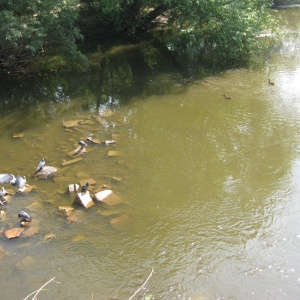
[87,137,101,144]
[72,235,85,242]
[44,233,56,240]
[34,166,58,179]
[16,255,34,270]
[109,213,130,229]
[66,210,86,223]
[97,209,120,217]
[0,211,6,222]
[61,157,83,166]
[94,190,123,206]
[112,176,123,182]
[23,226,39,237]
[63,120,80,128]
[26,201,43,212]
[103,140,117,146]
[16,185,34,194]
[4,228,25,239]
[74,191,94,209]
[79,178,96,187]
[12,133,24,138]
[59,206,74,216]
[68,146,87,158]
[68,184,79,193]
[107,150,123,157]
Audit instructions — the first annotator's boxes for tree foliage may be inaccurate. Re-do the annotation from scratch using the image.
[0,0,279,74]
[0,0,87,73]
[81,0,279,68]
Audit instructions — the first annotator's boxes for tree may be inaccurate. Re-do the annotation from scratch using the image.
[0,0,87,74]
[81,0,279,68]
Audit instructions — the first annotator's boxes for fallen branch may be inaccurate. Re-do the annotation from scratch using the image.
[129,267,154,300]
[23,277,60,300]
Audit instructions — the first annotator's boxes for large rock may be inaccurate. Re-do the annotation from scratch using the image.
[74,191,94,209]
[94,190,123,206]
[4,228,25,239]
[34,166,58,179]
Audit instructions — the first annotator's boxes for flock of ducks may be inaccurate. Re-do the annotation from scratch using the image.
[0,140,90,228]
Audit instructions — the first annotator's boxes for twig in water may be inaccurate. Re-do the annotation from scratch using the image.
[23,277,60,300]
[129,267,154,300]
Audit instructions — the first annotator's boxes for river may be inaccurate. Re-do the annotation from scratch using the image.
[0,7,300,300]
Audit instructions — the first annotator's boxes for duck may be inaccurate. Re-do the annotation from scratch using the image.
[18,211,32,222]
[202,79,210,83]
[35,158,45,174]
[81,182,90,193]
[268,79,275,85]
[0,187,8,198]
[223,94,232,100]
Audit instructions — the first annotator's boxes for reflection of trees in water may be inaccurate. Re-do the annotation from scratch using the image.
[0,39,181,120]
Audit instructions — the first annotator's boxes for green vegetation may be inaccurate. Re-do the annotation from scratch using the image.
[273,0,300,5]
[0,0,87,73]
[0,0,281,75]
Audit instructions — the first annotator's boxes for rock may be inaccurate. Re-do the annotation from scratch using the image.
[16,185,34,194]
[97,209,120,217]
[12,133,24,138]
[107,150,123,157]
[34,166,58,179]
[63,120,80,128]
[23,226,39,237]
[68,184,79,194]
[68,146,87,158]
[74,191,94,209]
[0,211,6,222]
[87,137,101,144]
[66,210,86,223]
[112,176,123,182]
[94,190,123,206]
[44,233,56,240]
[109,213,130,229]
[72,235,85,242]
[26,201,43,212]
[0,245,7,259]
[61,157,83,166]
[16,255,34,270]
[59,206,74,216]
[79,178,96,187]
[103,140,117,146]
[4,228,25,239]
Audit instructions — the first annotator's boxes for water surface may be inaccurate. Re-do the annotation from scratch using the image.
[1,8,300,300]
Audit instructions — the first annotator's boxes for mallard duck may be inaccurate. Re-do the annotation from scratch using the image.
[223,94,232,99]
[268,79,275,85]
[35,158,45,174]
[81,182,90,193]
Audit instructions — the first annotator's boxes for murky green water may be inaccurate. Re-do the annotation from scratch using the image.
[1,8,300,300]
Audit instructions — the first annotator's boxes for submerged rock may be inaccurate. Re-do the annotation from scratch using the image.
[4,228,25,239]
[74,191,94,209]
[94,190,123,206]
[66,210,86,223]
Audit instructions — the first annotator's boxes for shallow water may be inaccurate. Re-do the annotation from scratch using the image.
[1,8,300,300]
